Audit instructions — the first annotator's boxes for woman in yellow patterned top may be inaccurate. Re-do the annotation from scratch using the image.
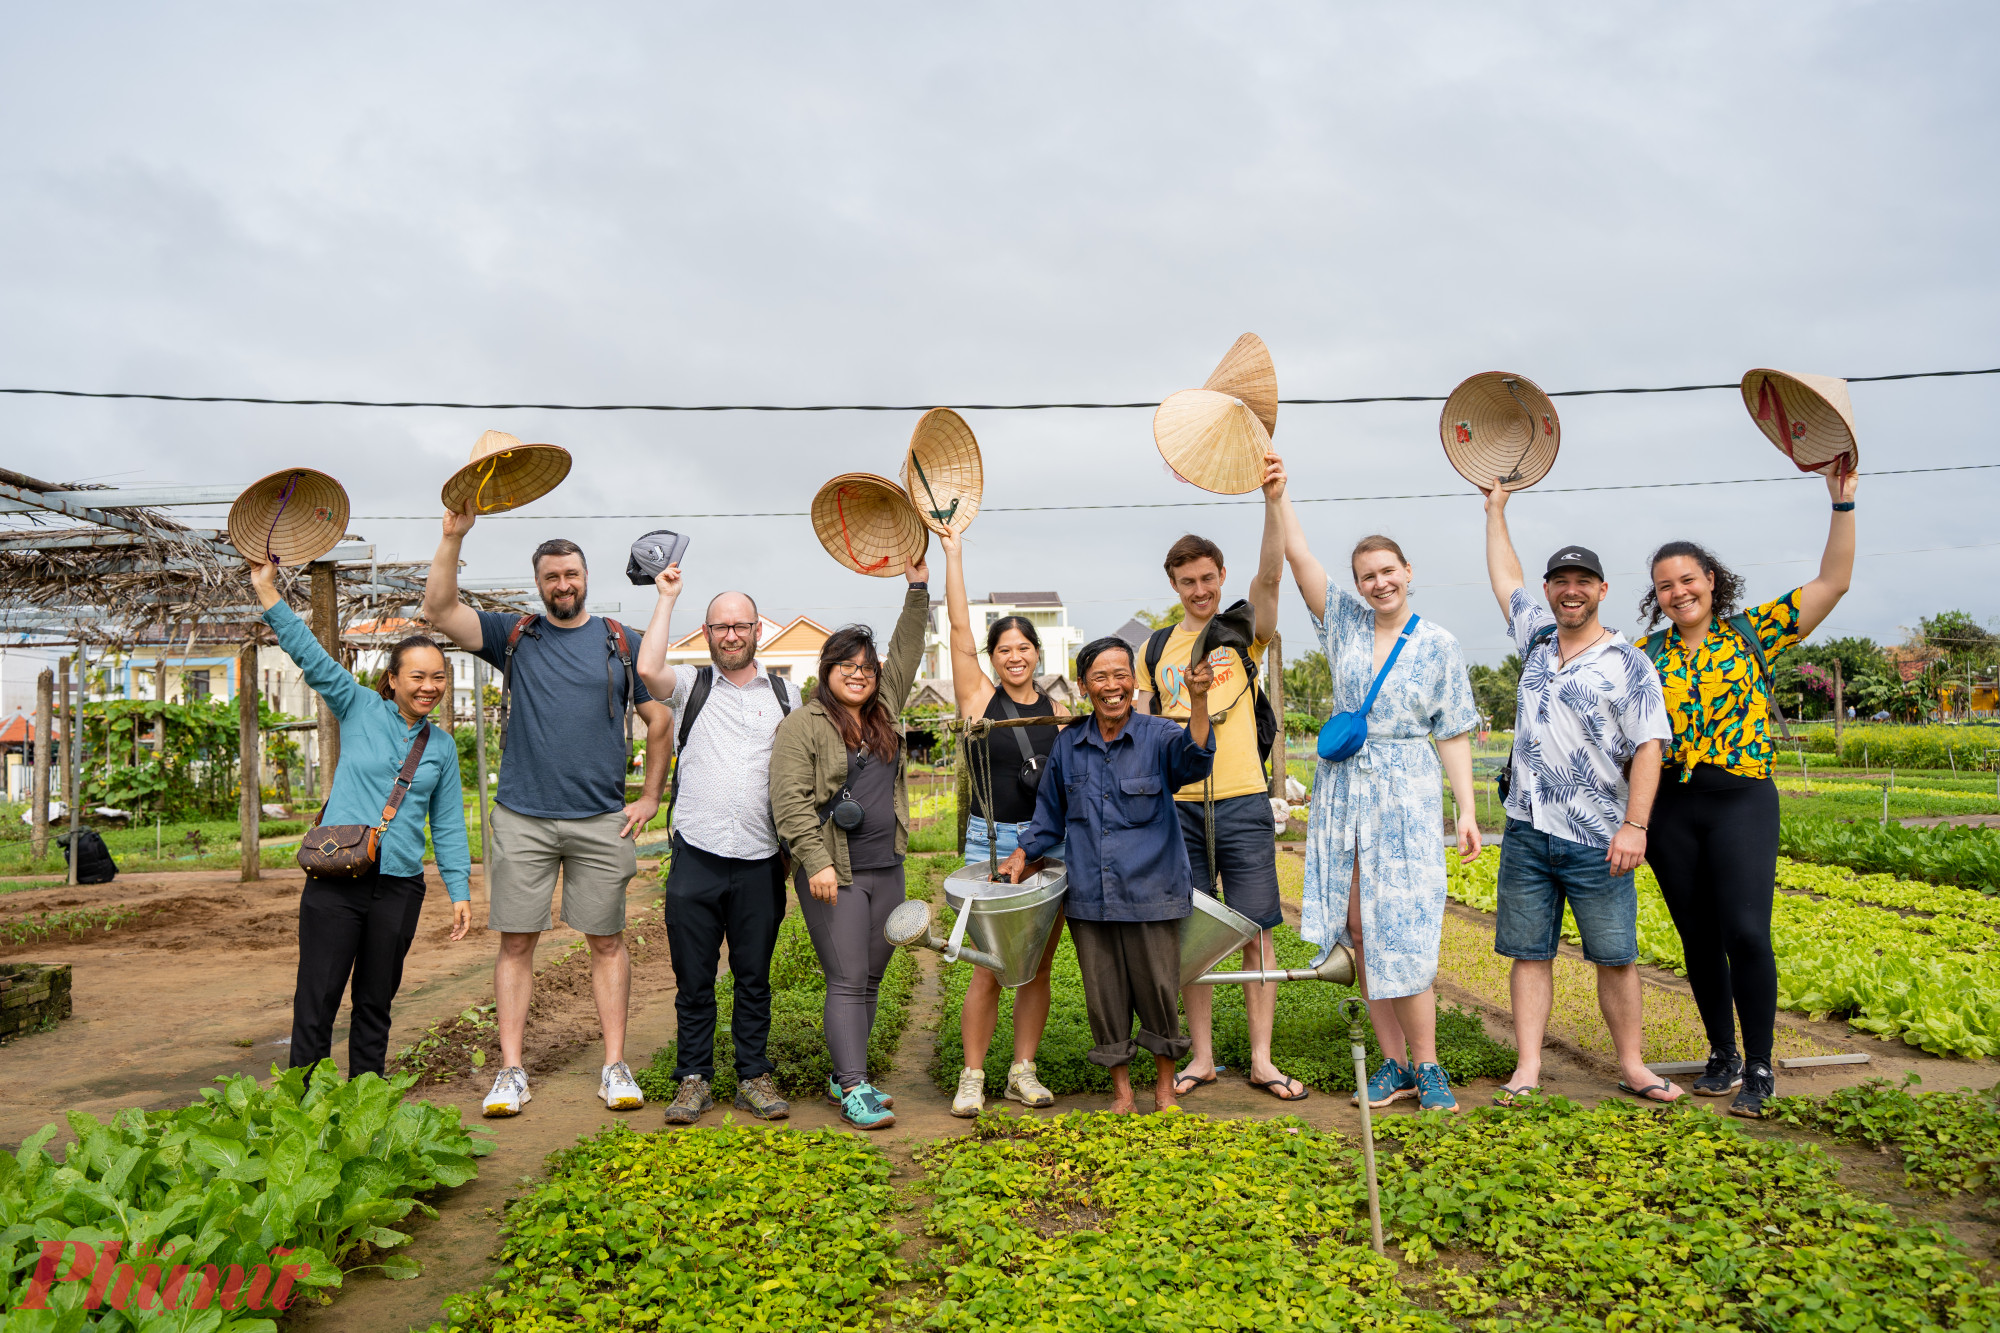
[1640,467,1858,1118]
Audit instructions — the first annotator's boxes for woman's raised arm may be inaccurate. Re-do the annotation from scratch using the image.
[940,530,993,718]
[1797,469,1858,637]
[1267,457,1330,618]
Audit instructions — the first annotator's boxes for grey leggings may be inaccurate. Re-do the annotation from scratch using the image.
[794,863,905,1088]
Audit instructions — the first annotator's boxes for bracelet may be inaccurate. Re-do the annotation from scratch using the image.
[1831,501,1855,512]
[1623,819,1647,831]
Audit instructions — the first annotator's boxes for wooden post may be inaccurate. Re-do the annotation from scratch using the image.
[1266,633,1285,801]
[239,640,261,882]
[31,668,51,863]
[59,656,77,886]
[310,560,341,792]
[1832,660,1844,758]
[473,658,491,866]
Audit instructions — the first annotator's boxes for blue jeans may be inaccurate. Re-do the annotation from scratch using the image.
[964,818,1067,874]
[1494,819,1637,966]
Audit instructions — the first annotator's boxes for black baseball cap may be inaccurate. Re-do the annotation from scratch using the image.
[1545,545,1605,579]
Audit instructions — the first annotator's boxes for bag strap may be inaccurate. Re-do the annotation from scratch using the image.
[1144,624,1172,694]
[604,617,637,741]
[1359,614,1420,717]
[995,692,1040,765]
[771,674,793,715]
[1726,612,1793,740]
[497,613,539,750]
[375,727,433,830]
[664,665,715,829]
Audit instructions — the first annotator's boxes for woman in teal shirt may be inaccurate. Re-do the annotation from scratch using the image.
[251,559,472,1077]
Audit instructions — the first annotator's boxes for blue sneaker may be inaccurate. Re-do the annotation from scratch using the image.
[1352,1058,1417,1108]
[837,1081,897,1130]
[1415,1062,1457,1112]
[826,1077,893,1109]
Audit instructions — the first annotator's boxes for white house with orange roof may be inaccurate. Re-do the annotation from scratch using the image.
[657,613,833,688]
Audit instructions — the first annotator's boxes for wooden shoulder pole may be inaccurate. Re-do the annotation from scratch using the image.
[310,560,341,791]
[59,655,77,886]
[239,640,261,882]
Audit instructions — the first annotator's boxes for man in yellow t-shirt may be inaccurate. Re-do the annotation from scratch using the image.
[1136,473,1302,1102]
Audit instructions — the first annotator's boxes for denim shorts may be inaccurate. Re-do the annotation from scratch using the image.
[1494,819,1637,966]
[963,818,1067,874]
[1176,794,1283,931]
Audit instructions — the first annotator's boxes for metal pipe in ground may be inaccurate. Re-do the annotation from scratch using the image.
[1339,997,1385,1256]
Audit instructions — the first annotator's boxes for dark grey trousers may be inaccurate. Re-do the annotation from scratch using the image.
[1070,918,1191,1068]
[794,862,904,1088]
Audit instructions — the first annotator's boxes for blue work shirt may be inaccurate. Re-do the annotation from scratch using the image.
[1018,712,1215,923]
[264,603,472,901]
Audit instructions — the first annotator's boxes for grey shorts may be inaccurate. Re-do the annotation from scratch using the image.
[1176,793,1283,931]
[485,803,638,937]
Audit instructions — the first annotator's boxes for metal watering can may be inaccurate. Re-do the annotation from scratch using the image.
[885,862,1069,988]
[886,865,1355,991]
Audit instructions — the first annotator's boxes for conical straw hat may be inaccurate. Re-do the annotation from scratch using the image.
[440,429,573,514]
[1438,372,1561,492]
[1202,333,1278,438]
[228,468,350,566]
[902,408,984,535]
[811,473,929,577]
[1740,369,1858,476]
[1153,389,1272,495]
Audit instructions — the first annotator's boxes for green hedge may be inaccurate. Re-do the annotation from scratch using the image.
[1790,722,2000,769]
[636,907,917,1103]
[1781,818,2000,894]
[930,920,1514,1096]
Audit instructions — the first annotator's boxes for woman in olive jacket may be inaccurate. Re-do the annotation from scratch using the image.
[768,557,929,1129]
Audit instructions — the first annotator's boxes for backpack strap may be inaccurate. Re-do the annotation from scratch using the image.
[663,665,716,833]
[497,613,539,750]
[1143,624,1172,697]
[771,674,793,716]
[603,617,639,745]
[1726,612,1792,739]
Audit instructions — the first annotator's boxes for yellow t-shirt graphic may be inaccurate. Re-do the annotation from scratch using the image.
[1140,621,1270,802]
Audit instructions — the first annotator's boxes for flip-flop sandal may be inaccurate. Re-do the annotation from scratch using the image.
[1618,1080,1685,1105]
[1249,1075,1309,1103]
[1172,1070,1220,1096]
[1492,1085,1540,1107]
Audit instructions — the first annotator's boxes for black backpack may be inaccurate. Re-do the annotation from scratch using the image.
[56,828,117,885]
[661,667,794,827]
[1143,621,1280,775]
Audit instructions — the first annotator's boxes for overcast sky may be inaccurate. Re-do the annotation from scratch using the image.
[2,2,1994,683]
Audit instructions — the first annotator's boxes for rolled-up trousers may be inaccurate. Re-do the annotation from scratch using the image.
[1069,918,1190,1068]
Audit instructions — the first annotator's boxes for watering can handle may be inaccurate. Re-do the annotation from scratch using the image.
[943,888,974,964]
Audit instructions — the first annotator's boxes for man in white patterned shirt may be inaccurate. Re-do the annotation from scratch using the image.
[635,568,796,1124]
[1482,481,1680,1104]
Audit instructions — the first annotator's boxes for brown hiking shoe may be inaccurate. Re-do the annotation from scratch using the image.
[661,1076,713,1125]
[733,1074,791,1120]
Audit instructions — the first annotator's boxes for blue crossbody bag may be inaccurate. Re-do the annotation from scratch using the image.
[1316,614,1419,762]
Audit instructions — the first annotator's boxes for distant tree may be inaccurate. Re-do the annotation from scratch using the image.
[1467,655,1523,730]
[1134,605,1186,630]
[1282,651,1334,720]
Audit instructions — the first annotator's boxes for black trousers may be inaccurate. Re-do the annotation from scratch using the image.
[291,870,428,1078]
[1647,765,1781,1064]
[665,834,787,1082]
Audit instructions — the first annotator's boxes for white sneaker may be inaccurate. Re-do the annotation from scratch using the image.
[1006,1059,1055,1108]
[600,1061,645,1111]
[483,1066,530,1117]
[951,1066,986,1118]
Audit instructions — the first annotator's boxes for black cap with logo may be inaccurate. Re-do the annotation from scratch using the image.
[1544,546,1605,579]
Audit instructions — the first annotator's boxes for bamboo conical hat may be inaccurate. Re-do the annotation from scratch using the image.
[440,430,573,514]
[1153,390,1272,496]
[1740,369,1858,476]
[901,408,983,535]
[1438,372,1561,492]
[811,473,929,577]
[227,468,350,565]
[1202,333,1278,438]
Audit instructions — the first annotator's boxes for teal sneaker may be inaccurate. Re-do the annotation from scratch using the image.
[825,1077,893,1109]
[1415,1062,1457,1112]
[1352,1058,1416,1108]
[837,1081,897,1130]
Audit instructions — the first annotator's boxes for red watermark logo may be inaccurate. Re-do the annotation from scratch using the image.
[17,1239,313,1314]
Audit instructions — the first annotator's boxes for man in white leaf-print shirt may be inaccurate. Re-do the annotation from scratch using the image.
[1482,481,1679,1105]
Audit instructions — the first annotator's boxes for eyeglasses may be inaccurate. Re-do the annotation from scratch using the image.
[705,622,757,637]
[832,663,879,680]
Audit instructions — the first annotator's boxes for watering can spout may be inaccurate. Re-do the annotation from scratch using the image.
[1192,941,1354,987]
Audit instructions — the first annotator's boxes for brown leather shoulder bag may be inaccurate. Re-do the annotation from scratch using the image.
[297,728,432,879]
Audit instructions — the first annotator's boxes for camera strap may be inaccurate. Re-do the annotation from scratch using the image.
[996,693,1040,776]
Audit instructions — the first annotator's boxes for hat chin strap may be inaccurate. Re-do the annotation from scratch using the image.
[262,471,301,565]
[473,451,513,513]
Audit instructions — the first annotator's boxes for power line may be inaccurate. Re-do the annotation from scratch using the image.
[337,461,2000,521]
[1,366,1994,413]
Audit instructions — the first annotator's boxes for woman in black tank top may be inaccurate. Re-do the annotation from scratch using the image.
[939,529,1069,1117]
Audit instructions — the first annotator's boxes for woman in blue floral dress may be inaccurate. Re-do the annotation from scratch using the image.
[1270,455,1482,1112]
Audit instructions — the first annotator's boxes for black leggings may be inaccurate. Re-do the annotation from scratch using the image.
[1646,765,1780,1064]
[291,871,428,1078]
